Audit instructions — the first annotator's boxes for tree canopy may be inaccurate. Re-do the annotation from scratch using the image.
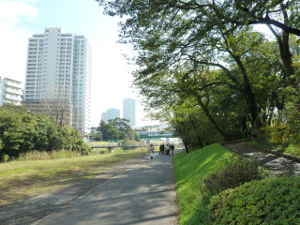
[0,105,89,161]
[97,0,300,149]
[93,118,137,141]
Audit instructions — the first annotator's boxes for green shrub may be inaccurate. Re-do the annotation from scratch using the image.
[0,105,90,160]
[209,177,300,225]
[3,154,10,162]
[284,144,300,158]
[262,124,290,145]
[203,158,262,195]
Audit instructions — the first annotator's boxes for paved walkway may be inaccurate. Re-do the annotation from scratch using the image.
[30,155,177,225]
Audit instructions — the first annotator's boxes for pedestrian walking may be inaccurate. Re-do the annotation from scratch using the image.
[170,144,175,156]
[150,144,155,153]
[159,144,165,155]
[166,143,170,156]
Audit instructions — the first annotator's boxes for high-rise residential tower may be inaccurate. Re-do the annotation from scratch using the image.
[101,108,120,122]
[24,28,90,134]
[0,76,22,106]
[123,98,136,127]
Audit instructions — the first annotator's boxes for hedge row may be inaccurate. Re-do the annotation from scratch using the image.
[209,176,300,225]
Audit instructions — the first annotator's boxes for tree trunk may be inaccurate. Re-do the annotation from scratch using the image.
[196,96,230,139]
[232,55,261,128]
[279,31,295,80]
[188,115,203,147]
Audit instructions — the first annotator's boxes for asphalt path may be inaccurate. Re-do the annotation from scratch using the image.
[32,155,178,225]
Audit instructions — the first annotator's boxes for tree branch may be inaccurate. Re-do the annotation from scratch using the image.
[250,18,300,36]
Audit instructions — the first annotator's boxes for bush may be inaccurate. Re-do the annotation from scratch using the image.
[262,124,290,146]
[209,177,300,225]
[284,144,300,158]
[0,105,90,161]
[3,154,10,162]
[203,158,262,195]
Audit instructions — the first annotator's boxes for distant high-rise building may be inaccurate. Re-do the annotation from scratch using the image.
[123,98,136,127]
[0,76,22,106]
[101,108,120,122]
[24,28,91,133]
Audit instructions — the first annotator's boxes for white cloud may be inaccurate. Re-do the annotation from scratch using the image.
[0,0,38,85]
[0,1,37,24]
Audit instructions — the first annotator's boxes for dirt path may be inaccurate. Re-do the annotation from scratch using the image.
[1,155,177,225]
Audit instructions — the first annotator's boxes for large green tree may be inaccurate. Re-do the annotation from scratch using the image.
[97,0,299,76]
[96,0,297,125]
[0,105,89,161]
[96,0,299,146]
[97,118,136,141]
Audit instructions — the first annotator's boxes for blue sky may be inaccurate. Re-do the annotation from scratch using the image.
[0,0,153,127]
[28,0,118,40]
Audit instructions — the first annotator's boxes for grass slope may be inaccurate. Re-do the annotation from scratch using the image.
[173,144,235,225]
[0,149,146,205]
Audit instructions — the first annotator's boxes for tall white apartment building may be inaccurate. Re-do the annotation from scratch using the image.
[0,77,22,106]
[123,98,136,127]
[24,28,90,134]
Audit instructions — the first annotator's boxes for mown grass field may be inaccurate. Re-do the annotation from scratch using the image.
[173,144,235,225]
[0,149,146,206]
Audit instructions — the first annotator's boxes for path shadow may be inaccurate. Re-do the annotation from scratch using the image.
[1,155,178,225]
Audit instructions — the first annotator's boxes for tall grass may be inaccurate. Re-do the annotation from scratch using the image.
[18,150,83,161]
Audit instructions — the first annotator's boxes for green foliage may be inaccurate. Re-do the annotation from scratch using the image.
[209,177,300,225]
[203,158,262,195]
[89,128,102,141]
[174,144,235,225]
[97,0,300,149]
[169,99,224,149]
[284,144,300,158]
[96,118,137,141]
[2,154,10,162]
[98,0,289,144]
[261,76,300,151]
[263,124,290,145]
[0,105,89,161]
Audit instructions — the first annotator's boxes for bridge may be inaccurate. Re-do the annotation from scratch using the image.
[137,131,176,139]
[91,145,146,150]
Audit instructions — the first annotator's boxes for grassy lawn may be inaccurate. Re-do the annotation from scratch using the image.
[173,144,235,225]
[0,149,146,206]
